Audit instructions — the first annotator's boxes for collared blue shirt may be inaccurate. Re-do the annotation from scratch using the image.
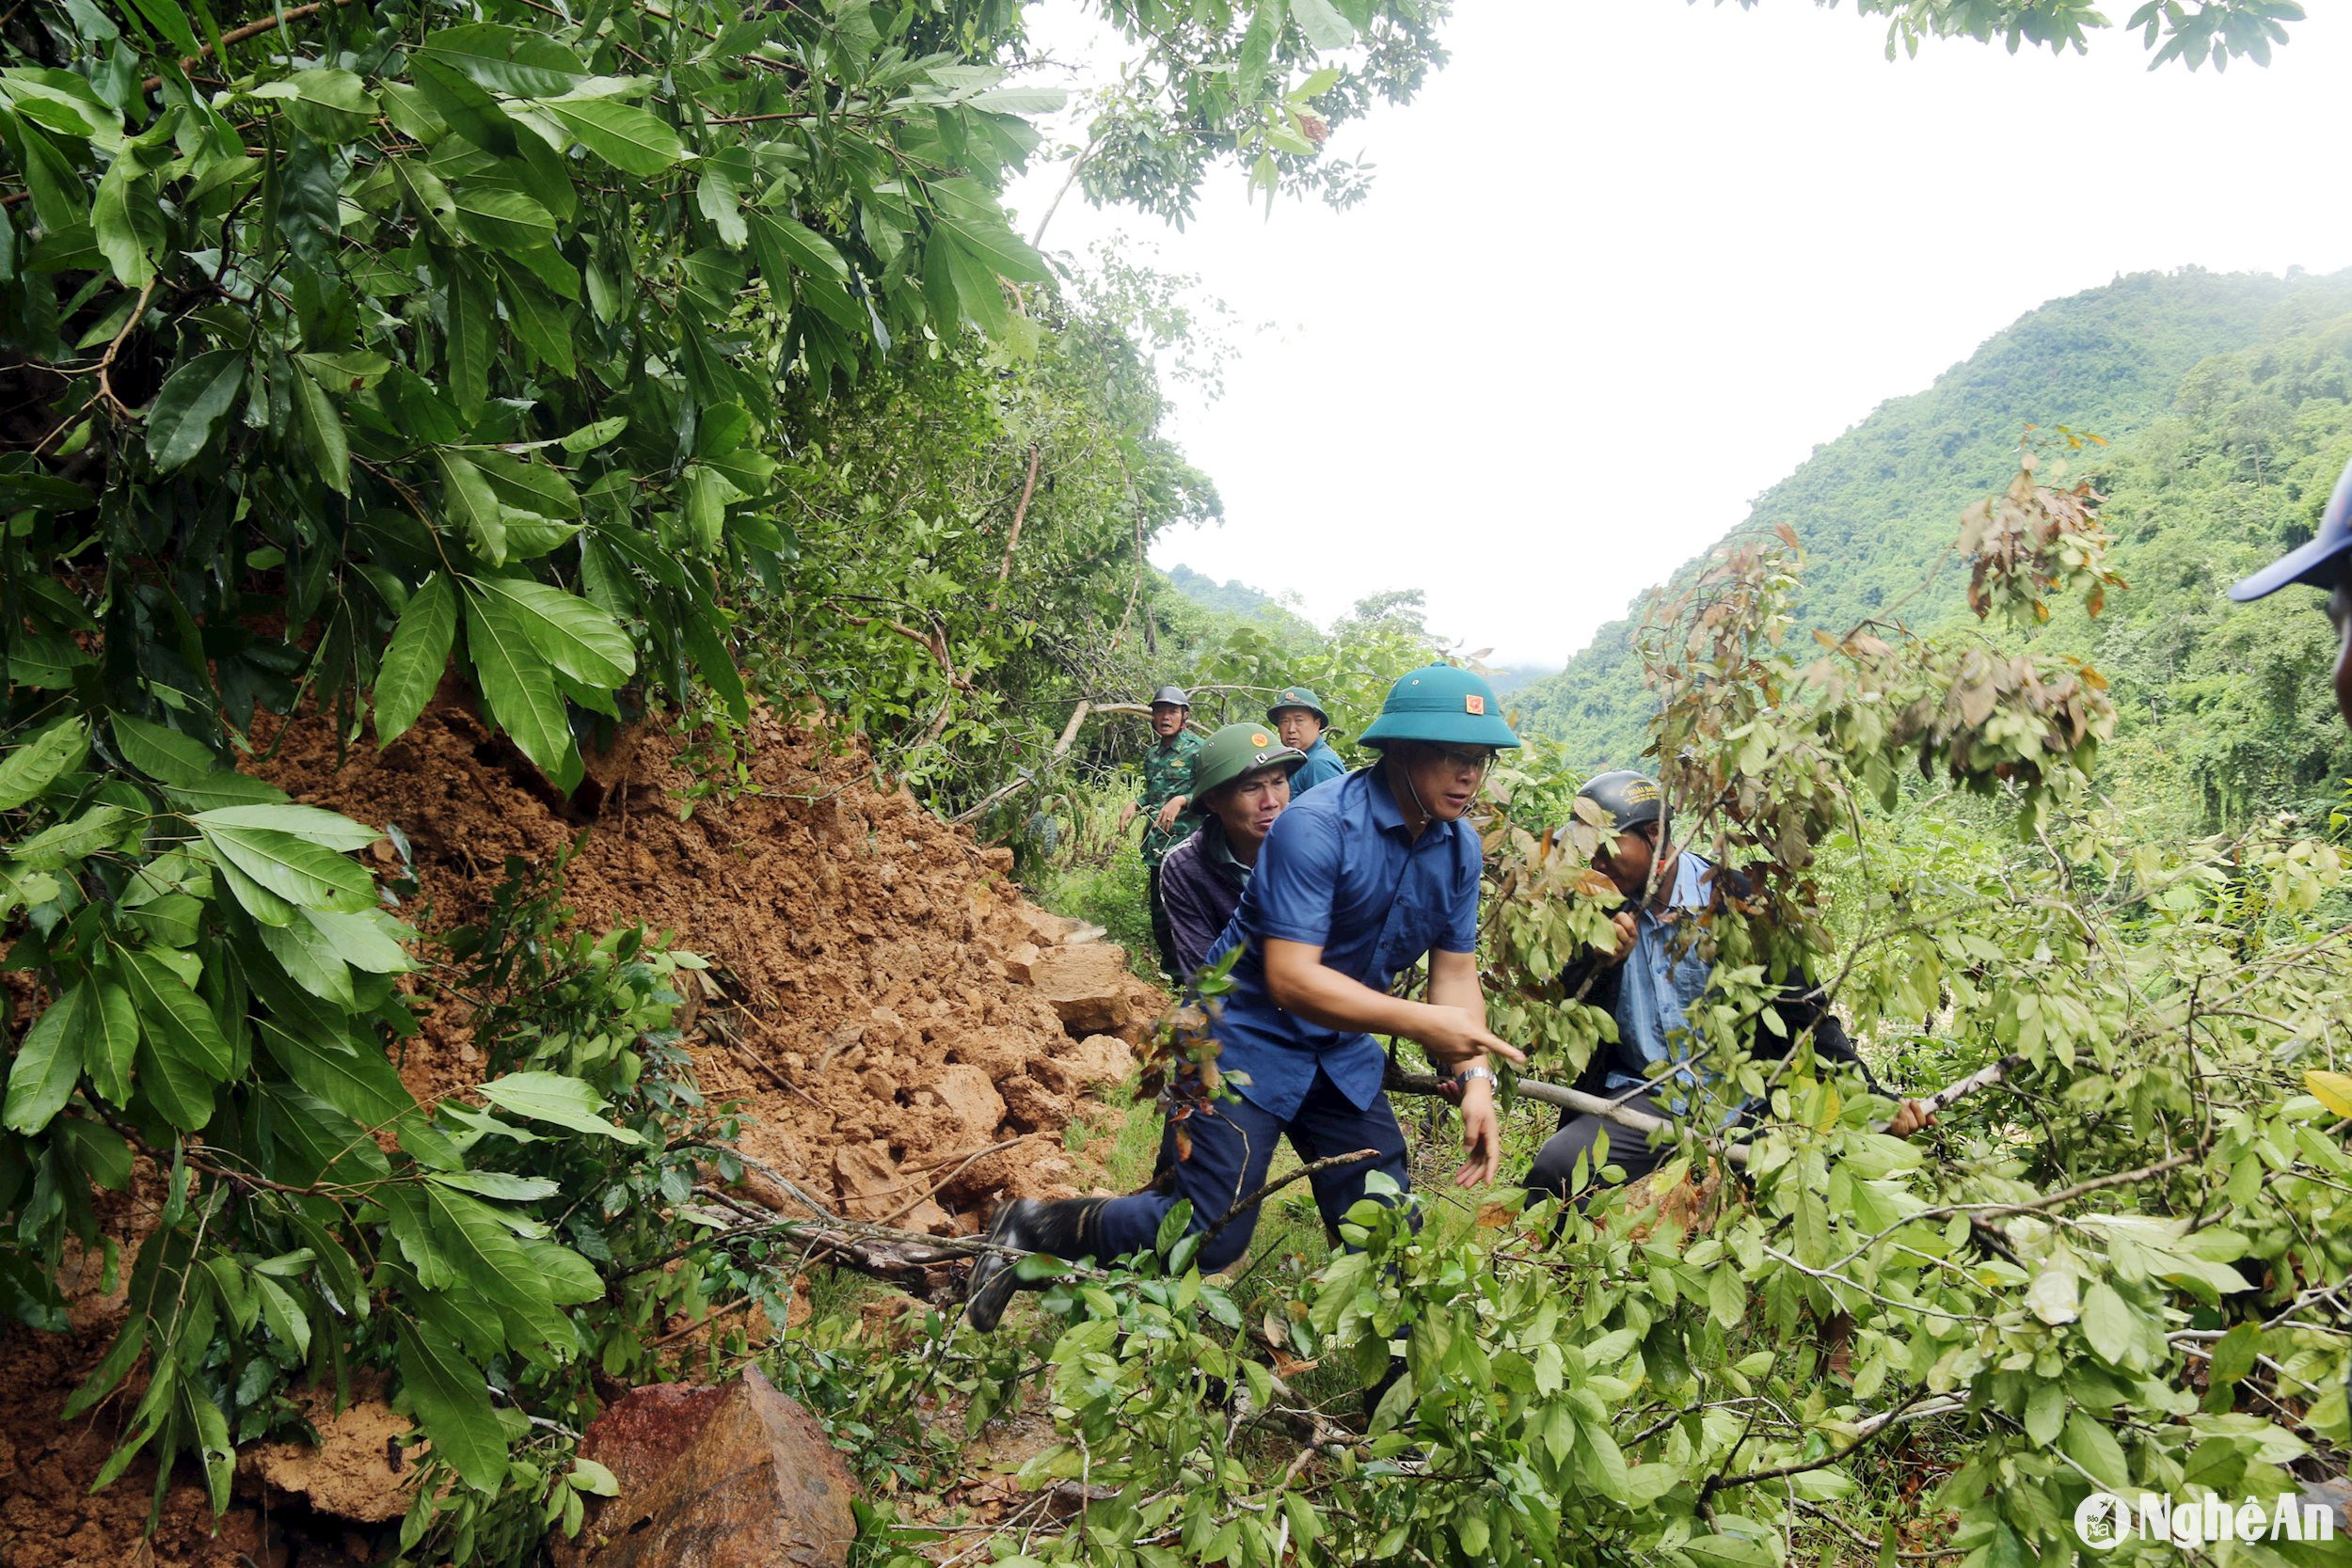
[1288,737,1349,797]
[1601,851,1719,1108]
[1204,766,1483,1118]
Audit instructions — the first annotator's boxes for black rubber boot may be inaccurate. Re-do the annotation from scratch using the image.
[965,1197,1106,1332]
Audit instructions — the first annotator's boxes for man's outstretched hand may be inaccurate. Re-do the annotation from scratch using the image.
[1886,1098,1939,1138]
[1415,1006,1526,1072]
[1454,1077,1503,1186]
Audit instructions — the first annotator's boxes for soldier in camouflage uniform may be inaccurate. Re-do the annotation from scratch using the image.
[1117,685,1204,977]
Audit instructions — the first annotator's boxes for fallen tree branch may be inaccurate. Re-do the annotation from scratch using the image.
[872,1133,1052,1226]
[1915,1052,2026,1119]
[141,0,357,89]
[985,444,1042,615]
[1385,1064,1752,1168]
[627,1208,1082,1286]
[1385,1049,2032,1175]
[1201,1148,1379,1243]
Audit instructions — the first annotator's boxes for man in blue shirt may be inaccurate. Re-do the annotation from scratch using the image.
[969,664,1527,1330]
[1524,770,1933,1205]
[1269,686,1348,797]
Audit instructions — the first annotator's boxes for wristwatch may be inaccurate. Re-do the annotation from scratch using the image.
[1453,1067,1498,1088]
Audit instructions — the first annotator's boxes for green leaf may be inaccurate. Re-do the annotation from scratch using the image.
[492,261,574,375]
[293,368,350,494]
[1680,1533,1778,1567]
[422,24,592,97]
[541,97,685,176]
[0,717,89,809]
[476,578,632,688]
[188,802,376,850]
[453,187,557,255]
[109,713,213,785]
[427,1170,559,1202]
[680,584,748,723]
[120,947,232,1080]
[393,1322,509,1492]
[445,262,494,412]
[193,819,375,911]
[257,1014,416,1127]
[436,450,508,564]
[123,0,202,55]
[15,122,88,233]
[375,573,456,744]
[13,802,132,870]
[409,55,516,154]
[145,349,246,471]
[92,162,157,288]
[86,977,138,1107]
[1289,0,1357,50]
[254,1273,311,1360]
[558,416,627,453]
[2080,1281,2136,1366]
[464,589,580,790]
[466,448,581,519]
[2063,1411,2131,1490]
[475,1070,643,1143]
[4,980,87,1132]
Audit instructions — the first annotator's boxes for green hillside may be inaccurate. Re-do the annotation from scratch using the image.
[1516,266,2352,807]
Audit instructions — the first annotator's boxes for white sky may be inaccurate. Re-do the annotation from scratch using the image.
[1001,1,2352,672]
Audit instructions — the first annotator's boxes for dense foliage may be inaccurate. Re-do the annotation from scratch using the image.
[807,453,2351,1568]
[3,0,2345,1561]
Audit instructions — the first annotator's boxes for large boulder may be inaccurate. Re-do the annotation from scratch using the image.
[1028,943,1135,1037]
[564,1369,856,1568]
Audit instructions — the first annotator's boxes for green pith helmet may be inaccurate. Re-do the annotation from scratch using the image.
[1358,664,1520,749]
[1577,769,1663,835]
[1188,723,1308,815]
[1265,686,1330,728]
[1151,684,1190,708]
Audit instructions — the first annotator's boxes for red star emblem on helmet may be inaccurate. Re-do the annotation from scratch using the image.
[1464,694,1485,715]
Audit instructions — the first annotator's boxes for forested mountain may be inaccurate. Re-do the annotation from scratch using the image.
[1165,563,1289,621]
[1517,265,2352,826]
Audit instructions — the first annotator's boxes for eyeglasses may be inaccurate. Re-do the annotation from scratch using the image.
[1424,745,1495,777]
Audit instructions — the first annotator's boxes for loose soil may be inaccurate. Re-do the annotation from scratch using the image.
[0,699,1166,1565]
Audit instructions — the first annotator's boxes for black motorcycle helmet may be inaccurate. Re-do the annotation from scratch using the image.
[1577,769,1664,838]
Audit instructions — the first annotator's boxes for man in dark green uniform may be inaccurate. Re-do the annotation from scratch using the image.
[1118,685,1205,977]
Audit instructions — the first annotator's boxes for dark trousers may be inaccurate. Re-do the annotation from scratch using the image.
[1146,862,1180,977]
[1086,1069,1411,1274]
[1525,1092,1674,1207]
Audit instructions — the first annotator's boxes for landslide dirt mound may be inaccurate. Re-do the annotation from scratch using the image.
[0,700,1164,1566]
[252,699,1164,1227]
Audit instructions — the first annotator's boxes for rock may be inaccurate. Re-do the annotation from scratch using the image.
[834,1142,902,1221]
[977,847,1014,877]
[1028,943,1134,1036]
[1015,903,1076,946]
[1000,1074,1073,1132]
[1001,940,1041,985]
[1065,1034,1137,1087]
[934,1063,1007,1142]
[244,1390,417,1524]
[566,1370,855,1568]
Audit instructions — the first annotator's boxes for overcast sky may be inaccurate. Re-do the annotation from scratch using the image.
[1001,1,2352,673]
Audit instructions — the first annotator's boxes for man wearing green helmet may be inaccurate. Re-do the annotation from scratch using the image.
[1267,686,1347,797]
[1525,769,1935,1206]
[1157,722,1307,977]
[1117,685,1205,978]
[969,663,1528,1332]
